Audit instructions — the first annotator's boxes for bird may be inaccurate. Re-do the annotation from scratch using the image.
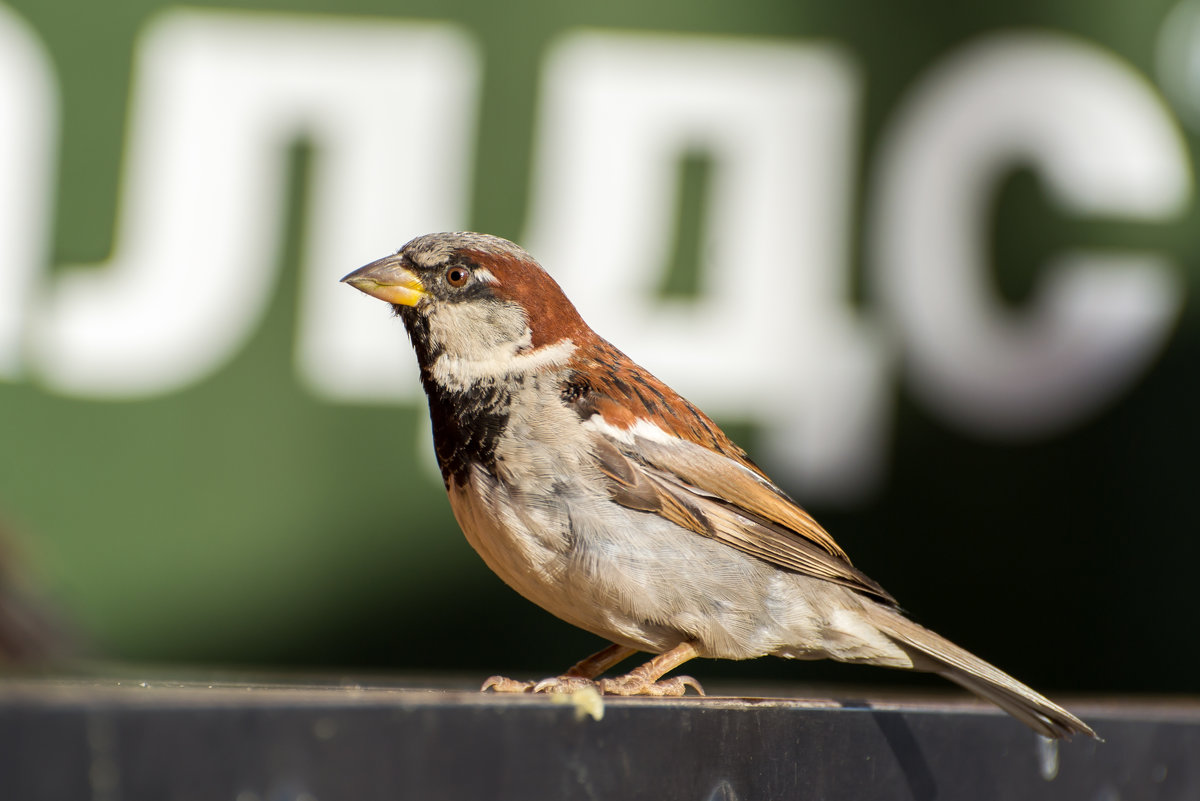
[341,231,1095,740]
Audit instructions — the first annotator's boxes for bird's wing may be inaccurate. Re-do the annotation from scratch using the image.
[588,431,897,605]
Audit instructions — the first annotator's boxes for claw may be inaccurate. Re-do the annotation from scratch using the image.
[532,676,601,694]
[665,675,707,697]
[480,675,535,693]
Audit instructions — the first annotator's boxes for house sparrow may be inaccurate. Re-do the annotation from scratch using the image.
[342,231,1095,740]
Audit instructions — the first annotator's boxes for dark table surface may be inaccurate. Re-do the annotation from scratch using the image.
[1,672,1195,801]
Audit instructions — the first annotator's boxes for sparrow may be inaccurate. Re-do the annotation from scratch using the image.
[342,231,1095,739]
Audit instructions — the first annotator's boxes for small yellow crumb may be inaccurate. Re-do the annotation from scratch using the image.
[551,685,605,721]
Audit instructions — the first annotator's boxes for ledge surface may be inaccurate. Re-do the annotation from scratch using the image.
[1,675,1196,800]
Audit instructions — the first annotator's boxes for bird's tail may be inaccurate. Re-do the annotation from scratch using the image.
[862,603,1096,740]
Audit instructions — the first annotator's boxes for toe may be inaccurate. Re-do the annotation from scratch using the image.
[596,674,706,697]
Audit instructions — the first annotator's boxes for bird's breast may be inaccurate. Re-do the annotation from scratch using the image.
[445,464,608,638]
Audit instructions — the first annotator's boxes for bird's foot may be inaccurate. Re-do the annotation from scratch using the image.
[481,675,601,694]
[598,674,705,697]
[481,673,704,697]
[480,675,536,693]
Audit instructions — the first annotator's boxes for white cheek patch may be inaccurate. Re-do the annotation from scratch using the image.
[427,300,525,355]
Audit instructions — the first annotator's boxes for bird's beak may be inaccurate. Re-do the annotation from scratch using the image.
[340,257,427,306]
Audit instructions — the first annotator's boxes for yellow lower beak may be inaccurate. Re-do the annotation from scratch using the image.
[341,257,427,306]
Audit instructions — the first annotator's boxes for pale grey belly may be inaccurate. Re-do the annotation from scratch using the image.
[448,470,846,660]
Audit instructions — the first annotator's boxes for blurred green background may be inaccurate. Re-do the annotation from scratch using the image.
[0,0,1197,695]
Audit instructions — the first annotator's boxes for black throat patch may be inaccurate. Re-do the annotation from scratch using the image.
[421,377,510,487]
[396,305,511,486]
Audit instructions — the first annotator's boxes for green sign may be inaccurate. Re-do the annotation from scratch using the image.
[0,0,1196,690]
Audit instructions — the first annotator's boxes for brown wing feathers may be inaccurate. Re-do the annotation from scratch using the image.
[567,340,752,462]
[571,342,895,605]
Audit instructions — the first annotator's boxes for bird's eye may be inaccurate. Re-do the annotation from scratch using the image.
[445,266,470,287]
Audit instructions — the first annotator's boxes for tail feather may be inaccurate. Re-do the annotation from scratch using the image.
[863,604,1096,740]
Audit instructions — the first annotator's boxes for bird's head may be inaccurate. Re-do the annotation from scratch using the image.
[341,232,592,375]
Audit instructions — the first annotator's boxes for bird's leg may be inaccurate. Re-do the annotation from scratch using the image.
[563,642,639,678]
[481,642,637,694]
[527,642,639,693]
[598,641,705,697]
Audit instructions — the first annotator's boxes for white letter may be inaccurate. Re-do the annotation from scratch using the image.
[0,4,55,380]
[524,32,885,500]
[32,9,478,398]
[871,33,1192,434]
[1157,0,1200,132]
